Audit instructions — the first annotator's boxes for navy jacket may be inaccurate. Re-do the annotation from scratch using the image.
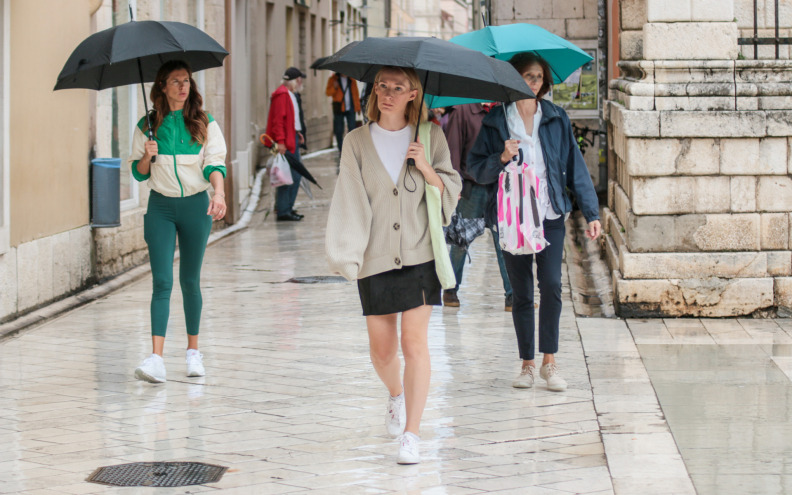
[466,100,600,229]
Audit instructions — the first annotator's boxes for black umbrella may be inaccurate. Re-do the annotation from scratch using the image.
[319,36,533,164]
[285,152,322,189]
[54,8,228,162]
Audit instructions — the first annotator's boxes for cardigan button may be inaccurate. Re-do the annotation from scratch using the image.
[393,223,400,230]
[394,257,401,265]
[393,188,398,196]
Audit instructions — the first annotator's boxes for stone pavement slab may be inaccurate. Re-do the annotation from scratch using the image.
[0,152,696,494]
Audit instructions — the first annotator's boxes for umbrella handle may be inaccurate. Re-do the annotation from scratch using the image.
[148,131,157,164]
[407,71,430,167]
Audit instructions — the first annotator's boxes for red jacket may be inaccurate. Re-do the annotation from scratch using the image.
[265,84,296,153]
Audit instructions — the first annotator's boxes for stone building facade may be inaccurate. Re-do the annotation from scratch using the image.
[604,0,792,317]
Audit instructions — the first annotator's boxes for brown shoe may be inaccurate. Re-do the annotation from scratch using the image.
[443,290,460,307]
[505,294,513,312]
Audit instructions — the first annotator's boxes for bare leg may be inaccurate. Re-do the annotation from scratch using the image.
[366,314,403,397]
[400,305,432,435]
[152,336,165,356]
[187,334,199,351]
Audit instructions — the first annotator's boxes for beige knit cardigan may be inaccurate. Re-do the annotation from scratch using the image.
[326,122,463,281]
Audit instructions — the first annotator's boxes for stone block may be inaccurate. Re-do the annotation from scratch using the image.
[660,111,766,138]
[513,0,552,19]
[768,252,792,276]
[553,0,584,18]
[730,176,757,212]
[631,176,730,215]
[51,231,71,299]
[691,0,734,21]
[721,138,788,175]
[583,0,598,19]
[790,138,792,174]
[608,102,660,137]
[757,177,792,212]
[616,276,773,317]
[620,30,644,60]
[625,213,678,252]
[693,214,760,251]
[761,213,789,250]
[625,139,678,176]
[621,0,648,30]
[621,251,767,279]
[566,18,598,39]
[676,139,720,175]
[758,96,792,110]
[16,240,39,312]
[70,226,93,289]
[613,182,631,227]
[766,111,792,136]
[605,234,620,272]
[0,249,18,320]
[493,0,515,22]
[35,236,54,306]
[644,22,739,60]
[655,96,735,112]
[647,0,691,21]
[623,94,655,111]
[776,277,792,311]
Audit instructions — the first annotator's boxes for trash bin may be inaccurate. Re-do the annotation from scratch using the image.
[91,157,121,228]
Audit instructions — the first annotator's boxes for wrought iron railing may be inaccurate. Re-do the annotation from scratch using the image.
[737,0,792,59]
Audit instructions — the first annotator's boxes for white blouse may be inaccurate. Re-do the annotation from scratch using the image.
[506,102,560,221]
[370,122,412,185]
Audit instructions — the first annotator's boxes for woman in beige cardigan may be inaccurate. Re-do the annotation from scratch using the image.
[326,66,461,465]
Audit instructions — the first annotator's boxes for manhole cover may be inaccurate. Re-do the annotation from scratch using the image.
[286,276,347,284]
[86,461,227,487]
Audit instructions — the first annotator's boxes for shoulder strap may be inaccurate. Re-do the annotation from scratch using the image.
[418,121,432,165]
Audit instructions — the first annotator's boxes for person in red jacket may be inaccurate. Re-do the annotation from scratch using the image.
[266,67,306,221]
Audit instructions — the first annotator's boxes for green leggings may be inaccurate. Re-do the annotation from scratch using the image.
[144,190,212,337]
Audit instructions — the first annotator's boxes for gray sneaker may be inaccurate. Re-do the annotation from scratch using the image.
[512,365,535,388]
[134,354,166,383]
[540,363,567,392]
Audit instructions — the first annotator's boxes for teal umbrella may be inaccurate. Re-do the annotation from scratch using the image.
[425,23,593,108]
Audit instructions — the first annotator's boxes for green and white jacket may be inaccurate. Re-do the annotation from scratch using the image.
[129,110,227,197]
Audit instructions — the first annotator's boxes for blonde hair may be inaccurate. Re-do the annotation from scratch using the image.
[366,66,427,127]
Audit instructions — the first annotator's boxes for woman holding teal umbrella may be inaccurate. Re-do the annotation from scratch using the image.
[467,52,601,392]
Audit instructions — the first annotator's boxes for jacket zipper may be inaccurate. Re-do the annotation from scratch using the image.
[172,113,184,197]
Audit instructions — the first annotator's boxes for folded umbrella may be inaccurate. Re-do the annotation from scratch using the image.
[284,151,322,189]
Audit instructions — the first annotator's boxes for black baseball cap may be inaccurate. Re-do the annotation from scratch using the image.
[283,67,307,80]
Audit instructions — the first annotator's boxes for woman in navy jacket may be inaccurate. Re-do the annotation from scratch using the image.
[467,52,601,392]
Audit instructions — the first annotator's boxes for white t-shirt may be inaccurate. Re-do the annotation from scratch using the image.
[506,102,560,220]
[289,90,302,131]
[370,123,412,185]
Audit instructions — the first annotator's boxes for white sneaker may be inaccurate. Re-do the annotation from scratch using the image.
[512,365,535,388]
[540,363,567,392]
[134,354,167,383]
[397,432,421,464]
[186,349,205,377]
[386,393,406,437]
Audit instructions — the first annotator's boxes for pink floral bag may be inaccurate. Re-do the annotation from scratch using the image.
[497,149,549,255]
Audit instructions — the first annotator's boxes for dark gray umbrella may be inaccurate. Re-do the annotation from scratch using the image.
[54,10,228,163]
[319,37,533,164]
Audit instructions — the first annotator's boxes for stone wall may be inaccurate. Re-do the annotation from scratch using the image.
[492,0,599,40]
[605,56,792,316]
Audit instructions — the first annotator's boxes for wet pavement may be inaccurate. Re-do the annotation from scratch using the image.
[0,151,790,494]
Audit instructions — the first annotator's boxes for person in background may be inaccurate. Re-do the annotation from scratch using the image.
[266,67,307,222]
[443,102,513,311]
[467,53,601,392]
[326,72,361,153]
[129,60,227,383]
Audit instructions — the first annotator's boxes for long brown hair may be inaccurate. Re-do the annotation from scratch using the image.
[146,60,209,144]
[366,66,427,127]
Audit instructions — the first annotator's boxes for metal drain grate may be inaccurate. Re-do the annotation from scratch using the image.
[286,275,347,284]
[86,461,227,487]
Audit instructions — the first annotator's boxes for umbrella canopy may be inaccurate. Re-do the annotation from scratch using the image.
[284,152,322,189]
[54,20,228,91]
[450,23,592,85]
[310,56,330,70]
[318,37,534,104]
[444,213,485,249]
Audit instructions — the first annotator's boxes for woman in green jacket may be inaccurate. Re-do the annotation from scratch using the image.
[129,60,227,383]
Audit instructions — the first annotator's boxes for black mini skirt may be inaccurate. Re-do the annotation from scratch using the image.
[357,260,442,316]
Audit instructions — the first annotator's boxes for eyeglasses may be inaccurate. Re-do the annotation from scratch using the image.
[167,78,190,87]
[376,83,411,97]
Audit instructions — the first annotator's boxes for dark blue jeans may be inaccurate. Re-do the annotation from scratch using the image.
[449,183,511,297]
[275,131,302,215]
[502,216,566,361]
[333,109,356,152]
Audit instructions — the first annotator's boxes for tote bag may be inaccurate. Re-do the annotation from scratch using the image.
[497,148,549,255]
